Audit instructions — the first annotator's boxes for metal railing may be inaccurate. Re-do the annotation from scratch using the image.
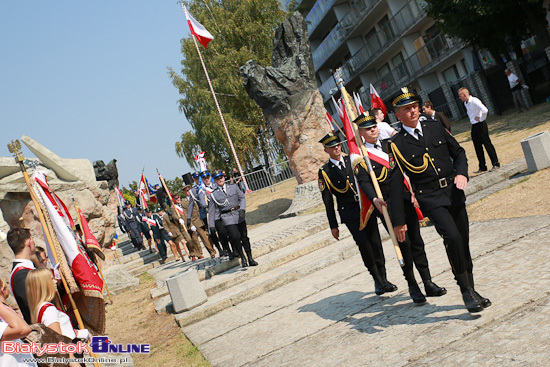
[306,0,337,35]
[240,160,295,193]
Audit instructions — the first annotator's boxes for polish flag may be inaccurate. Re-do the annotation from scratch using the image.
[353,92,365,114]
[370,84,388,118]
[324,108,335,132]
[182,5,214,49]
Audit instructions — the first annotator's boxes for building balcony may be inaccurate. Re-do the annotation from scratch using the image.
[306,0,337,36]
[360,35,463,102]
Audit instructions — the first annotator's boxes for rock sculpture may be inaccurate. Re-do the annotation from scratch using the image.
[0,136,118,282]
[239,12,328,185]
[94,159,119,190]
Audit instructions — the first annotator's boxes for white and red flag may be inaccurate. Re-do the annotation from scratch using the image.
[353,92,365,114]
[370,84,388,118]
[182,5,214,49]
[324,108,335,132]
[194,151,207,172]
[115,186,126,208]
[77,208,105,261]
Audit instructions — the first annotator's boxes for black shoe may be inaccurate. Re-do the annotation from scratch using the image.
[248,259,258,266]
[240,256,248,267]
[473,291,492,308]
[473,168,487,174]
[408,284,426,304]
[383,280,398,293]
[374,280,385,295]
[461,288,484,313]
[424,281,447,297]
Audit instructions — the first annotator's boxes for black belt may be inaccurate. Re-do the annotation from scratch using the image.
[221,205,240,214]
[414,175,455,191]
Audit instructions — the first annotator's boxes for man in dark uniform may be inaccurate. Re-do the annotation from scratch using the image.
[353,112,446,303]
[318,132,396,295]
[137,207,154,253]
[123,201,145,250]
[208,170,257,267]
[150,208,169,261]
[116,206,128,234]
[388,87,490,313]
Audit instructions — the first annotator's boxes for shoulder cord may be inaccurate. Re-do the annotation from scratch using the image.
[357,160,387,182]
[389,142,438,175]
[320,169,357,196]
[209,190,229,207]
[189,189,199,203]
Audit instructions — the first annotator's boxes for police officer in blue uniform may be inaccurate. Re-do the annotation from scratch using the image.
[208,170,257,267]
[318,132,396,295]
[388,87,490,313]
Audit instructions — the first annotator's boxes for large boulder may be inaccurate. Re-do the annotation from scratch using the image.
[240,12,327,184]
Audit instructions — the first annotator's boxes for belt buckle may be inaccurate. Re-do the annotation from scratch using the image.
[439,177,447,188]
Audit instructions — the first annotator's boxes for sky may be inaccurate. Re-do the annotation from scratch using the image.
[0,1,198,188]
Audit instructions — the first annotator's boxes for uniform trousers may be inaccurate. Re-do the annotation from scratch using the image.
[425,203,473,277]
[344,217,386,280]
[215,219,232,254]
[471,121,499,170]
[225,220,252,257]
[195,225,216,256]
[153,231,169,259]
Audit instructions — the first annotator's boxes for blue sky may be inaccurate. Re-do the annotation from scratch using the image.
[0,1,197,187]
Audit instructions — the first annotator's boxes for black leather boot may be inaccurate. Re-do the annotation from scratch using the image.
[456,273,484,313]
[379,268,398,293]
[240,254,248,267]
[468,272,491,308]
[246,250,258,266]
[371,268,385,295]
[404,270,426,304]
[418,268,447,297]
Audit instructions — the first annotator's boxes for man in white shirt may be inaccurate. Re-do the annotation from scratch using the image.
[372,108,397,140]
[458,87,500,173]
[504,69,528,113]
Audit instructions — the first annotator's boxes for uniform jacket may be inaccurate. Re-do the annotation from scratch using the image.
[188,184,207,220]
[122,207,141,236]
[207,183,245,228]
[318,155,360,228]
[388,119,468,226]
[162,211,182,239]
[182,196,205,228]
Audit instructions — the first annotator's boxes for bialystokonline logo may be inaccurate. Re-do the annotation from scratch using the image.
[90,336,150,354]
[2,341,89,356]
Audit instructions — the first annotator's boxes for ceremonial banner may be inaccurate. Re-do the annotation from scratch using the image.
[182,5,214,49]
[324,108,335,132]
[370,84,388,118]
[77,208,105,260]
[194,151,207,172]
[115,186,126,208]
[32,171,105,334]
[353,92,365,114]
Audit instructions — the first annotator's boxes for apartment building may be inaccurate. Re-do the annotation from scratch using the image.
[286,0,480,119]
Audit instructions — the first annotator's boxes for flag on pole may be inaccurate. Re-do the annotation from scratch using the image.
[194,151,207,172]
[33,173,75,228]
[182,5,214,49]
[77,208,105,261]
[115,186,126,208]
[353,92,365,114]
[370,84,388,117]
[32,171,105,334]
[324,108,335,132]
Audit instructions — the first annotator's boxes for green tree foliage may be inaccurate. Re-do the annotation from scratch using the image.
[424,0,550,57]
[169,0,287,171]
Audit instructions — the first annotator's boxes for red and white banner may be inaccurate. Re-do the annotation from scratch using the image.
[353,92,365,114]
[324,108,335,132]
[182,5,214,49]
[370,84,388,118]
[33,171,75,229]
[77,208,104,258]
[194,151,207,172]
[115,186,126,208]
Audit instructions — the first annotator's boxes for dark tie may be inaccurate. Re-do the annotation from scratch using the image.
[415,128,425,144]
[374,144,381,150]
[339,161,345,172]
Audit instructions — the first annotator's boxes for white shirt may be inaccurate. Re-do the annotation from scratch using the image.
[0,318,38,367]
[464,95,488,124]
[507,73,520,89]
[377,121,396,140]
[38,302,76,340]
[402,122,423,140]
[329,157,346,169]
[364,139,389,162]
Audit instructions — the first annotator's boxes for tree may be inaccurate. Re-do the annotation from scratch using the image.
[424,0,550,60]
[169,0,287,171]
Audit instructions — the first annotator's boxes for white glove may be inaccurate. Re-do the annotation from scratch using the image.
[179,218,185,225]
[76,329,90,341]
[168,232,173,237]
[190,225,197,232]
[53,263,61,281]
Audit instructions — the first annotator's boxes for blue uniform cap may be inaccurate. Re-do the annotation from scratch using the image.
[200,170,211,178]
[212,170,224,179]
[192,171,200,178]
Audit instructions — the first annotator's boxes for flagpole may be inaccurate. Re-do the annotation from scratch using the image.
[335,78,405,267]
[72,196,113,305]
[181,4,251,194]
[7,140,102,367]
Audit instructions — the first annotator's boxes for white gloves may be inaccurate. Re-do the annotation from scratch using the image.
[179,218,185,225]
[168,232,173,237]
[53,263,61,280]
[190,225,197,232]
[76,328,90,341]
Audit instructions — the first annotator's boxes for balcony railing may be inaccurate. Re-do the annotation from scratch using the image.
[306,0,337,35]
[367,35,463,101]
[312,0,381,71]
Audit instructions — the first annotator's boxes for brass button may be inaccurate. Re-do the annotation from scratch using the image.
[419,190,423,193]
[426,147,429,151]
[438,168,441,172]
[439,141,442,144]
[431,158,435,161]
[412,154,415,158]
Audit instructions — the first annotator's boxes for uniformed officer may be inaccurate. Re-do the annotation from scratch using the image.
[208,170,257,267]
[182,184,216,258]
[123,201,145,251]
[388,87,490,313]
[137,207,155,253]
[162,206,188,261]
[318,132,396,295]
[150,208,168,261]
[171,194,204,260]
[353,112,446,303]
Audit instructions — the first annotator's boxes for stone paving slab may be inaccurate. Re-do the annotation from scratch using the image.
[182,215,550,367]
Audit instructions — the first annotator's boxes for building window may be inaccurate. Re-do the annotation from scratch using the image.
[378,15,394,45]
[443,65,460,83]
[392,52,408,80]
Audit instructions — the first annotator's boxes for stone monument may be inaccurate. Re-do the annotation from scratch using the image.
[239,12,327,215]
[0,135,118,282]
